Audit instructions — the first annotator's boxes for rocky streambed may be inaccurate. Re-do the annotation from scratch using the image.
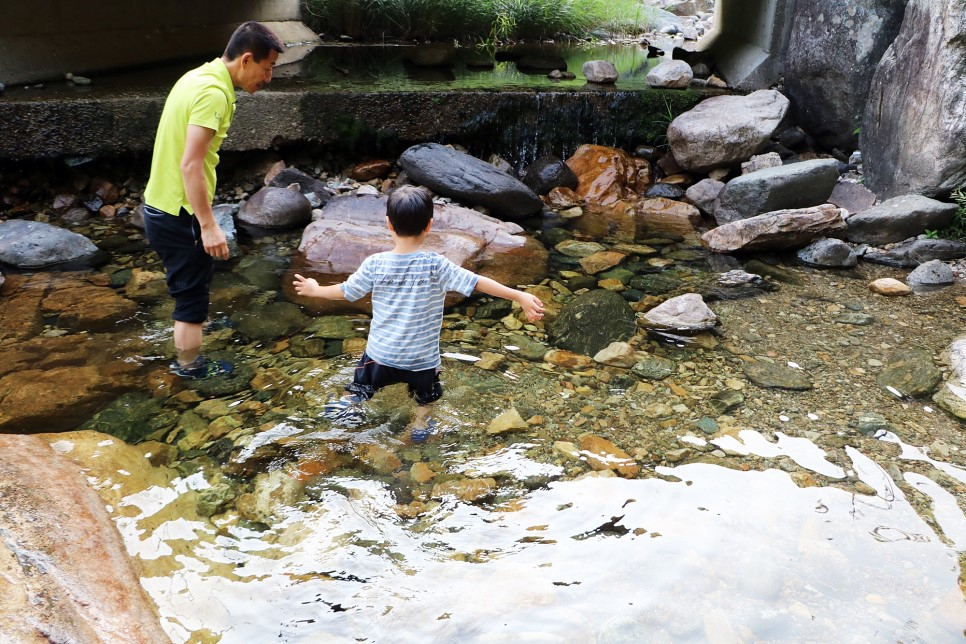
[3,92,966,638]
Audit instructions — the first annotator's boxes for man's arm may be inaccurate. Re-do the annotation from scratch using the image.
[181,124,228,260]
[474,275,544,321]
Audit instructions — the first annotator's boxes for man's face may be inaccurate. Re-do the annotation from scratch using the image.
[239,50,279,94]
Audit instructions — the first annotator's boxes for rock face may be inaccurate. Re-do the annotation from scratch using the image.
[284,194,548,314]
[784,0,906,151]
[0,433,169,643]
[713,159,841,224]
[398,143,543,219]
[667,90,789,173]
[0,220,100,268]
[237,186,313,228]
[863,0,966,198]
[702,204,848,253]
[845,194,957,245]
[549,289,637,357]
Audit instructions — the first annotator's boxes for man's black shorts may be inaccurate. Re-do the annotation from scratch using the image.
[346,352,443,406]
[143,205,214,324]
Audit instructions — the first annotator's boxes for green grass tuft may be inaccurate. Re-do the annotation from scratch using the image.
[303,0,658,41]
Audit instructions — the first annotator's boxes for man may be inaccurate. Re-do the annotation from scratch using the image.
[143,21,284,378]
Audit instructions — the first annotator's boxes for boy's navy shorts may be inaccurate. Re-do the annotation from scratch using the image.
[346,352,443,406]
[143,205,214,324]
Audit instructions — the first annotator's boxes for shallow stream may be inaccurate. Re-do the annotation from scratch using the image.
[15,201,966,642]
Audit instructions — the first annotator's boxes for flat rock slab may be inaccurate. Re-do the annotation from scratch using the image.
[0,434,168,643]
[743,362,814,390]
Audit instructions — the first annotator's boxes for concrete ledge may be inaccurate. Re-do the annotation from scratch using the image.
[0,0,302,85]
[0,89,704,164]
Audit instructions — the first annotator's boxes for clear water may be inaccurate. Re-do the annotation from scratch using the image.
[8,185,966,643]
[56,429,966,643]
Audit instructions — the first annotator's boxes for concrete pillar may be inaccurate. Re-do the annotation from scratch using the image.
[701,0,798,90]
[0,0,303,85]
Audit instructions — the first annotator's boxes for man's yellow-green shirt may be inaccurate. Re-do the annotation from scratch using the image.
[144,58,236,216]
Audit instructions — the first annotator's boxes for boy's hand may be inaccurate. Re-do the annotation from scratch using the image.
[518,293,545,321]
[293,273,321,297]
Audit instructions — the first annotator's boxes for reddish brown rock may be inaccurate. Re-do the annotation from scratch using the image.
[0,434,169,643]
[0,275,44,342]
[544,186,584,209]
[42,281,137,331]
[350,160,392,181]
[566,144,651,207]
[0,334,144,433]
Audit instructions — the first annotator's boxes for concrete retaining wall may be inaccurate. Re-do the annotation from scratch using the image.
[701,0,797,90]
[0,0,302,85]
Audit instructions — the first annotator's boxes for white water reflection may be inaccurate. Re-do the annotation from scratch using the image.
[110,439,966,643]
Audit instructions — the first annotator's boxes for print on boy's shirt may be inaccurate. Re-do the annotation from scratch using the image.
[377,275,431,288]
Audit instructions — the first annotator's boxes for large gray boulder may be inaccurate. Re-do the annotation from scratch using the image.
[238,186,312,228]
[667,90,789,173]
[549,290,637,357]
[863,0,966,198]
[784,0,906,151]
[713,159,840,224]
[399,143,543,220]
[0,220,99,268]
[845,194,957,245]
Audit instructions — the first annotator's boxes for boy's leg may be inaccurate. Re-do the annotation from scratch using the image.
[407,369,443,441]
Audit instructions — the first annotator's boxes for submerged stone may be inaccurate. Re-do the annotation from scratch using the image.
[743,362,813,390]
[877,347,942,398]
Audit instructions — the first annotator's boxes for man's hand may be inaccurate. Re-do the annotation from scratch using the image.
[200,222,229,260]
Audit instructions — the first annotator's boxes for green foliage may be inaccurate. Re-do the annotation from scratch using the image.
[302,0,656,41]
[928,187,966,241]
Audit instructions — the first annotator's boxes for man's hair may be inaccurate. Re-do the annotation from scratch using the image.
[387,185,433,237]
[224,21,285,62]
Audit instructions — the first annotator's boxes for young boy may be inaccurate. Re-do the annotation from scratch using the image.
[293,185,544,440]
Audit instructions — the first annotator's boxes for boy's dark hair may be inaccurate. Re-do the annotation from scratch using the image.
[224,21,285,63]
[387,186,433,237]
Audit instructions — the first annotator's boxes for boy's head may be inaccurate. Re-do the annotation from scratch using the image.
[387,186,433,237]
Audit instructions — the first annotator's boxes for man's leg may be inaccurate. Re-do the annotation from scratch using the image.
[173,320,204,367]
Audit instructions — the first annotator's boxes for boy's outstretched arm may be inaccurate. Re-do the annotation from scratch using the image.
[474,275,544,321]
[293,274,348,300]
